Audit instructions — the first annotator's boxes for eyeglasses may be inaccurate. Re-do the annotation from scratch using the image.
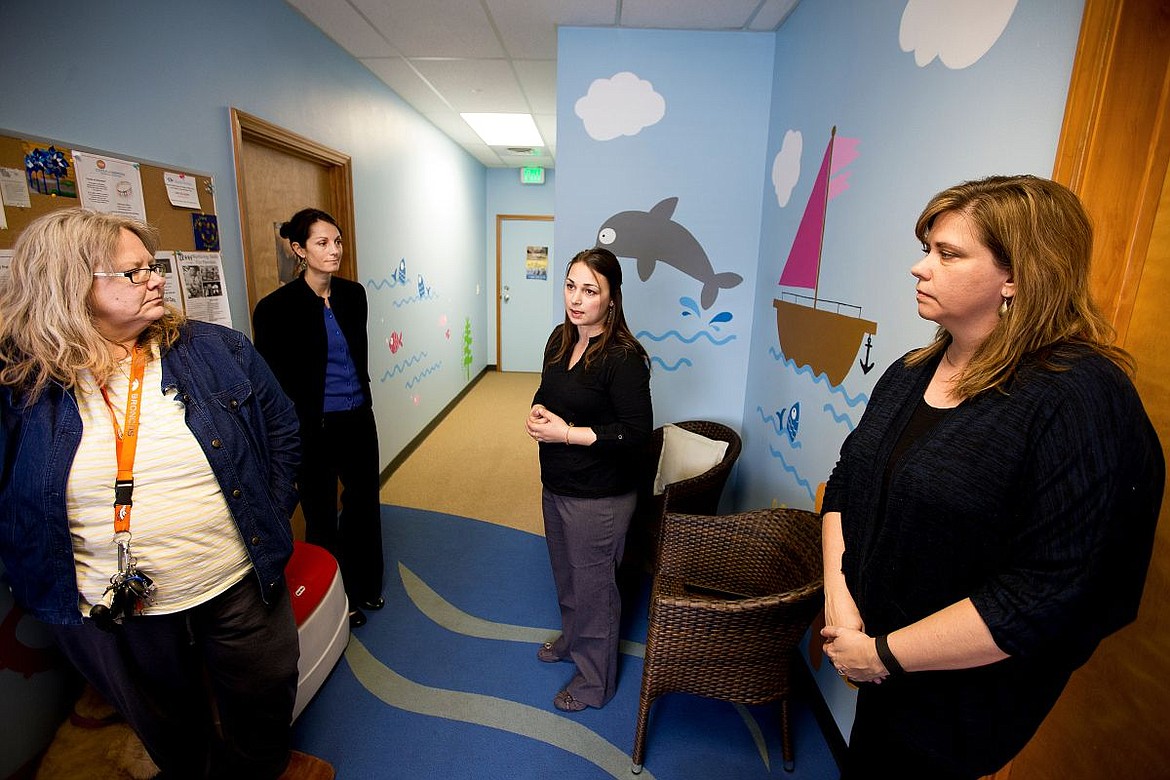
[92,263,166,285]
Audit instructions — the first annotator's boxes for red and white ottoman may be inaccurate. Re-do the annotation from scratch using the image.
[284,541,350,721]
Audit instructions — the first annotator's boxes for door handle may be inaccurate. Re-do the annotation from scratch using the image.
[502,285,511,303]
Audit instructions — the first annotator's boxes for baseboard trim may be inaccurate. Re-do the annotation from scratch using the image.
[378,365,495,485]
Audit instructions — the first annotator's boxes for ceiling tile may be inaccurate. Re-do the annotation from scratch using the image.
[513,60,557,115]
[485,0,618,59]
[286,0,398,56]
[750,0,800,30]
[422,110,484,144]
[350,0,506,58]
[620,0,763,29]
[412,59,530,113]
[361,57,451,112]
[462,141,506,167]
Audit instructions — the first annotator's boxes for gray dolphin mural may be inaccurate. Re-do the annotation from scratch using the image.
[595,197,743,309]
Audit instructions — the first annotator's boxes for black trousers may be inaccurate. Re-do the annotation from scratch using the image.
[842,686,979,780]
[49,578,299,779]
[298,406,384,601]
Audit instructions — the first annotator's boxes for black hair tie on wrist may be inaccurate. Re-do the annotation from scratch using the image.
[875,634,905,675]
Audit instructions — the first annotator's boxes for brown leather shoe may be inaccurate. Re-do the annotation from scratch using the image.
[280,750,335,780]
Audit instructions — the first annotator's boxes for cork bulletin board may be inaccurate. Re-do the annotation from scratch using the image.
[0,130,216,251]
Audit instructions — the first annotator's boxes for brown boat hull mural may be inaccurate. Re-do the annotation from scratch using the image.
[773,298,877,387]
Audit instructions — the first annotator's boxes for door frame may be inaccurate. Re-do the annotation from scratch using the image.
[495,213,554,368]
[229,107,358,313]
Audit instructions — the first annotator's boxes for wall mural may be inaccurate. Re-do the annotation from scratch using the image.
[574,70,748,386]
[592,198,740,374]
[595,197,743,310]
[368,256,448,407]
[763,126,878,507]
[774,128,877,387]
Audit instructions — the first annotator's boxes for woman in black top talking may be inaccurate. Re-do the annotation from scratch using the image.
[253,208,384,628]
[525,247,652,712]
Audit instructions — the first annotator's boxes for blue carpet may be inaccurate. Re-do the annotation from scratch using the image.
[291,505,839,779]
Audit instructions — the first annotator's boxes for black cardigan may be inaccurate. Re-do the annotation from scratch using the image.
[252,275,372,429]
[823,348,1163,774]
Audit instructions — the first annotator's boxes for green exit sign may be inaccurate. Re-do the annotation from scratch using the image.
[520,166,545,185]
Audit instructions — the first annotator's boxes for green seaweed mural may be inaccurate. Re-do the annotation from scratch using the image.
[462,317,474,380]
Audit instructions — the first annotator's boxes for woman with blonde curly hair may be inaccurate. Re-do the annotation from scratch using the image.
[0,208,328,778]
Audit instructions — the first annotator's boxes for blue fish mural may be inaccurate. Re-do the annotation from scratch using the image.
[786,402,800,443]
[596,197,743,309]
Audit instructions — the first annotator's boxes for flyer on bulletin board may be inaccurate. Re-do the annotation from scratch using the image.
[73,150,147,221]
[155,251,184,311]
[175,251,232,327]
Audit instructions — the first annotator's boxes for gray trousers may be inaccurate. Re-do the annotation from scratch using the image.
[48,577,300,779]
[542,487,636,707]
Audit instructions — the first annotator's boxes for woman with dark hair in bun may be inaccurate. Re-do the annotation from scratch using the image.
[253,207,384,629]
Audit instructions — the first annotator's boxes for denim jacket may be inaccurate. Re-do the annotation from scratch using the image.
[0,321,301,625]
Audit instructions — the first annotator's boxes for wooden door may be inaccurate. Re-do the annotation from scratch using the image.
[230,108,357,315]
[992,1,1170,777]
[230,108,357,540]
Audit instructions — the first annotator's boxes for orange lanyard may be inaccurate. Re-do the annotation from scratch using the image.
[99,345,147,535]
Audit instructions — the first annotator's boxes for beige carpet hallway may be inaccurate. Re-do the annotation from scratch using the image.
[380,369,545,536]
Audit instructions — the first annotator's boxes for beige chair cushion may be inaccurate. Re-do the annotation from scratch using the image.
[653,423,729,496]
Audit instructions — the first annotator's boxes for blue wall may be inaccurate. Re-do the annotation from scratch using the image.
[0,0,488,468]
[555,0,1086,737]
[556,28,776,439]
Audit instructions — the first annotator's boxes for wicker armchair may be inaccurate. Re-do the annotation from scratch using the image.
[627,420,742,569]
[631,508,824,774]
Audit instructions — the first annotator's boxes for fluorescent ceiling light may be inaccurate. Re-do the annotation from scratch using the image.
[460,113,543,147]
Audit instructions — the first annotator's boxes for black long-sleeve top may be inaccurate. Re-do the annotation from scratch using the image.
[823,347,1163,774]
[532,326,652,498]
[252,275,372,430]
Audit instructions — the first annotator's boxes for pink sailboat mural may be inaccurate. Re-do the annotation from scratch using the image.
[773,127,877,385]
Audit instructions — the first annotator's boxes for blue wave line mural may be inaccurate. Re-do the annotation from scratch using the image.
[767,444,817,503]
[768,347,870,406]
[392,292,437,308]
[649,356,693,372]
[823,402,858,432]
[637,329,736,346]
[381,352,427,382]
[405,361,442,389]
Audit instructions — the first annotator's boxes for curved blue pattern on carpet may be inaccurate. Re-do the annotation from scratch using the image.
[346,636,657,779]
[399,562,647,659]
[290,506,838,778]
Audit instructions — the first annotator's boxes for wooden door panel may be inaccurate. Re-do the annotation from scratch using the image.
[994,1,1170,777]
[240,141,333,311]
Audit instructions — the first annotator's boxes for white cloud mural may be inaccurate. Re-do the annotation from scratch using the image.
[574,71,666,141]
[772,129,803,207]
[900,0,1018,69]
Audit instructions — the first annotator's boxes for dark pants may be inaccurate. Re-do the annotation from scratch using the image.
[542,488,636,707]
[842,686,978,780]
[48,578,300,779]
[299,406,384,601]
